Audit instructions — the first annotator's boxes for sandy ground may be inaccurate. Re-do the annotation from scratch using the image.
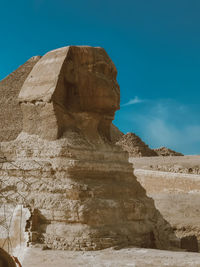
[20,247,200,267]
[130,155,200,251]
[129,155,200,170]
[152,192,200,228]
[130,156,200,231]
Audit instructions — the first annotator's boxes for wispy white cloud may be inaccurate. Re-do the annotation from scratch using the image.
[121,96,144,107]
[117,98,200,154]
[144,116,200,154]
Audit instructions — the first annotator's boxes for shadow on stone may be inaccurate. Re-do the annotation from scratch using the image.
[0,248,16,267]
[180,235,199,252]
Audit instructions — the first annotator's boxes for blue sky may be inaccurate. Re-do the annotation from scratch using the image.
[0,0,200,154]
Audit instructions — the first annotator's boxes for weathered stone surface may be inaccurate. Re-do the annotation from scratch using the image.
[116,132,157,157]
[114,133,183,158]
[180,235,199,252]
[0,51,120,143]
[0,56,41,142]
[18,46,120,142]
[0,46,177,251]
[1,133,176,250]
[110,124,124,144]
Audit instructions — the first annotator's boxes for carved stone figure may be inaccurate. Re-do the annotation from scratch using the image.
[0,46,176,251]
[19,46,120,143]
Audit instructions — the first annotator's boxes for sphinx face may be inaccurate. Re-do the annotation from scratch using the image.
[19,46,120,141]
[63,46,120,117]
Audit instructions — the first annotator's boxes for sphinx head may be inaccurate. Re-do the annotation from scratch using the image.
[19,46,120,143]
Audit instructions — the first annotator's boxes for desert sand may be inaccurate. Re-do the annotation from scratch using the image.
[20,247,200,267]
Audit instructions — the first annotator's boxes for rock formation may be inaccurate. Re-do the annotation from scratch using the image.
[115,132,183,158]
[153,147,184,157]
[0,46,176,251]
[0,56,41,142]
[116,132,158,157]
[110,124,124,144]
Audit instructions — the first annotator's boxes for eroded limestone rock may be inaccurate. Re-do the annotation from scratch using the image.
[116,132,157,157]
[18,46,120,143]
[0,46,177,251]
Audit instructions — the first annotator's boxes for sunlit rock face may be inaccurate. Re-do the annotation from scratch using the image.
[0,46,177,251]
[19,46,120,143]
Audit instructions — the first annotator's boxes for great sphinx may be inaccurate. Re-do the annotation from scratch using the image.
[0,46,176,251]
